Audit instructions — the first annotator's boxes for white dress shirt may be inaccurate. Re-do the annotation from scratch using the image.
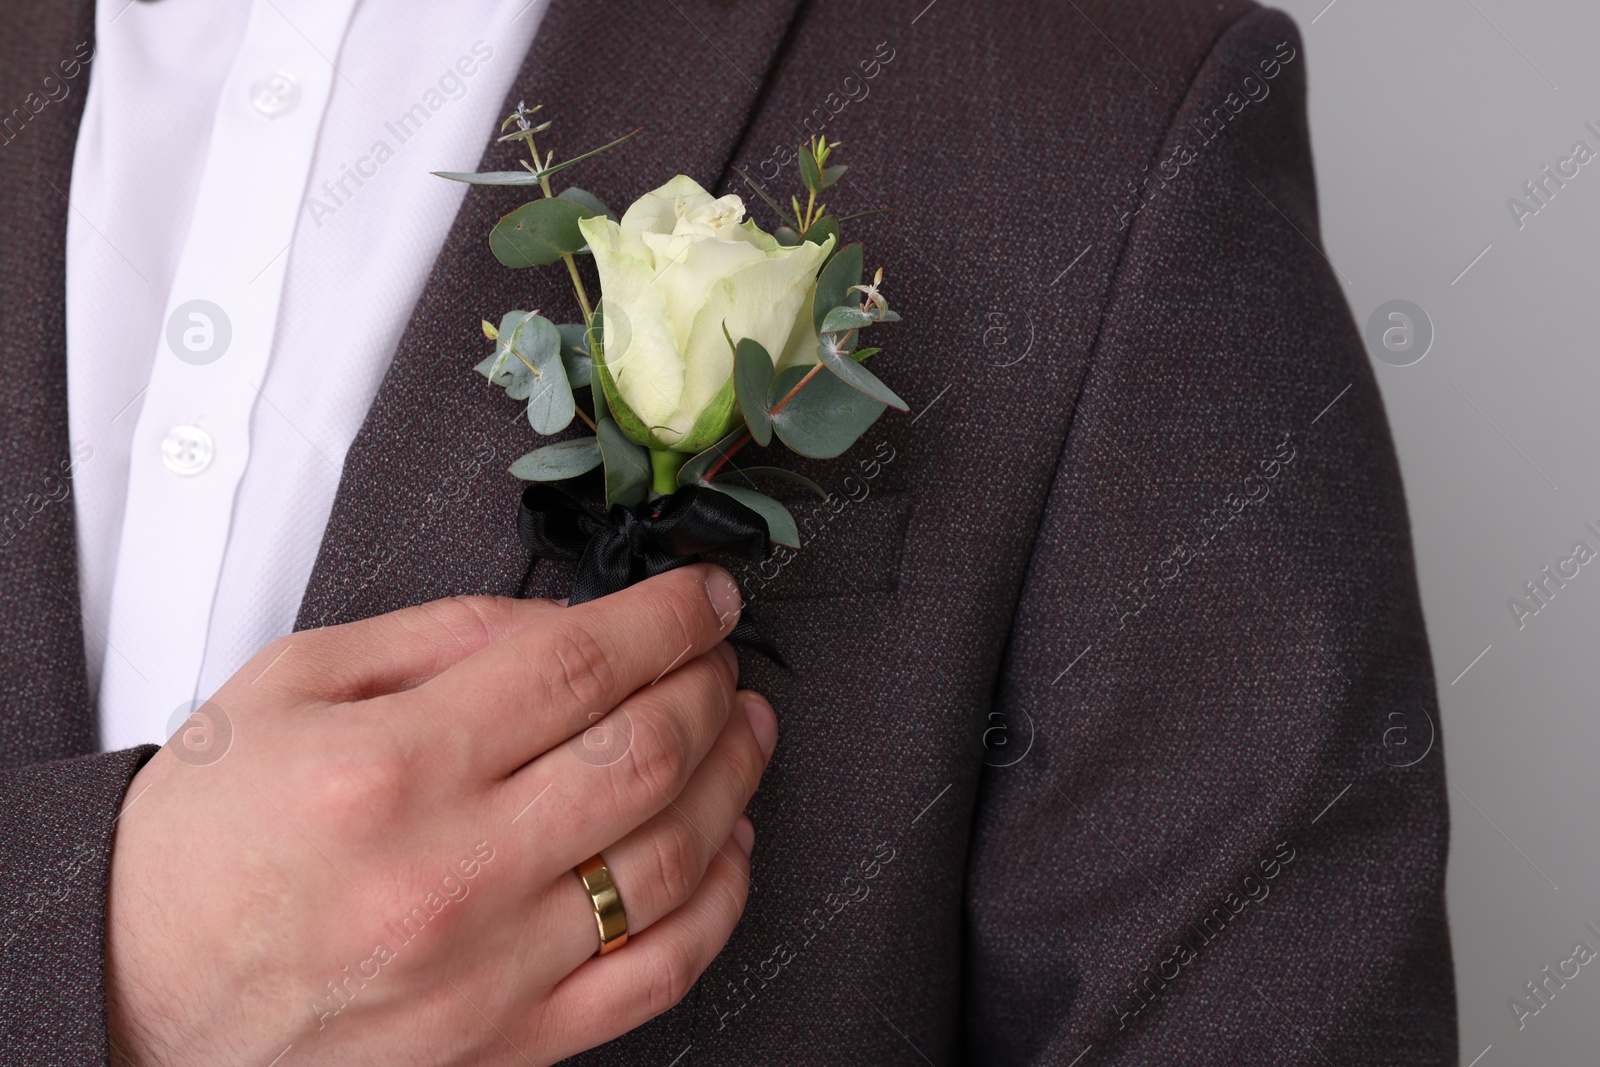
[66,0,549,751]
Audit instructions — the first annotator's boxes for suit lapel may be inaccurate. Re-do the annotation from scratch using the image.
[296,0,808,629]
[0,0,99,763]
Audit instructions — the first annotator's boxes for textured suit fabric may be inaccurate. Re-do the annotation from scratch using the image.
[0,3,156,1063]
[0,1,1455,1065]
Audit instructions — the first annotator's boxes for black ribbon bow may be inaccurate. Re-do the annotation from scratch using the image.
[517,483,786,665]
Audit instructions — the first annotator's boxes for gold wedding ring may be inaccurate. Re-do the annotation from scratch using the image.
[575,854,629,955]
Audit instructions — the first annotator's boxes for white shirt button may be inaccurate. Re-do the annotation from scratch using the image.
[250,72,300,117]
[161,426,215,476]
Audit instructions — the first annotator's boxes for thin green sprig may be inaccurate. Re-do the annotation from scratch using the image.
[733,136,845,239]
[503,103,593,323]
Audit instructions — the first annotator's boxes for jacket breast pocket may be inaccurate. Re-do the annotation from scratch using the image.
[727,488,911,605]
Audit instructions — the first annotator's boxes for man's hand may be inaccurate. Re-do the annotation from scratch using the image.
[104,564,775,1066]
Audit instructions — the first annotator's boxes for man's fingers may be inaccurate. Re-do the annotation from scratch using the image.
[413,564,743,775]
[248,596,563,701]
[582,689,771,934]
[541,823,753,1055]
[532,688,773,976]
[507,649,737,880]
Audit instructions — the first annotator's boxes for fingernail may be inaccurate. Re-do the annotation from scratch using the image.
[716,641,740,681]
[733,815,755,858]
[742,691,777,758]
[705,568,742,631]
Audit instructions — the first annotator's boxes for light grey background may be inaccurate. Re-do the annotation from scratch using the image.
[1274,0,1598,1062]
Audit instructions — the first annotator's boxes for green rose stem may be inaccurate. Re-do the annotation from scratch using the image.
[650,449,686,495]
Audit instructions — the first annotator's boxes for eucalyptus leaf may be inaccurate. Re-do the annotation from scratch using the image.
[766,363,804,409]
[803,215,840,254]
[597,418,650,509]
[708,483,800,548]
[534,127,642,181]
[819,305,874,333]
[489,197,596,268]
[433,170,544,186]
[525,368,576,434]
[816,337,907,411]
[476,311,538,396]
[798,148,823,194]
[478,357,537,406]
[715,466,828,501]
[773,225,802,247]
[476,309,526,382]
[557,187,616,255]
[821,164,848,189]
[509,437,602,482]
[498,313,576,433]
[556,186,617,222]
[677,428,749,487]
[834,208,901,224]
[768,365,886,459]
[475,338,525,391]
[556,322,593,384]
[734,338,775,447]
[812,242,863,336]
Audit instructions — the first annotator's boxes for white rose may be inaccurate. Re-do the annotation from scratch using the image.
[577,175,834,451]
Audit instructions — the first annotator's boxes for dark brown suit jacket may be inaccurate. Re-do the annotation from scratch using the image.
[0,1,1456,1063]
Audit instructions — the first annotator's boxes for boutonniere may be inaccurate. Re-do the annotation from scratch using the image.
[437,104,907,655]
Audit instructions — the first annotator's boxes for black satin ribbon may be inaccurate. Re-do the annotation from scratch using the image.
[517,483,786,666]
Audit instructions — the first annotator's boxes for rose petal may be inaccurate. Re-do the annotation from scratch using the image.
[578,214,687,437]
[674,236,833,441]
[641,229,769,351]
